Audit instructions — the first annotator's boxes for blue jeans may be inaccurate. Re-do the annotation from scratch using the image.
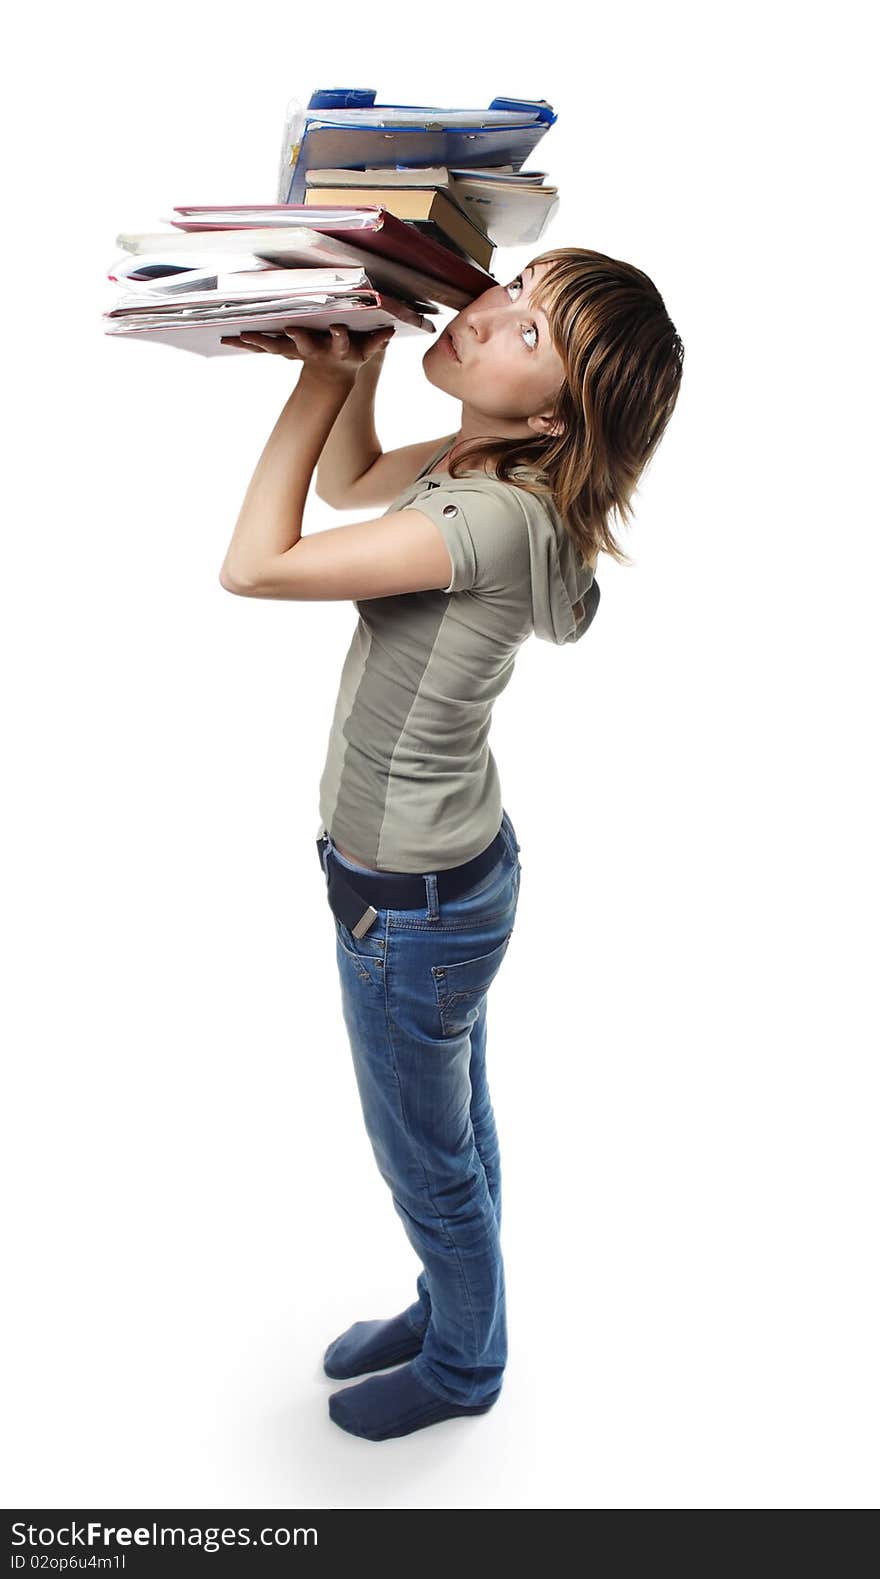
[318,810,522,1407]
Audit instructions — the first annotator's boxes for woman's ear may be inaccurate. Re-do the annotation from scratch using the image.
[528,413,565,439]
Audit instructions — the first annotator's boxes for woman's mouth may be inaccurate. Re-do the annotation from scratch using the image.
[443,329,460,362]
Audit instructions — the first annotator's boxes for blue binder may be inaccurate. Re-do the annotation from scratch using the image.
[283,89,557,205]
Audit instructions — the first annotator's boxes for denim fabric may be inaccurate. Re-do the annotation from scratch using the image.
[318,810,523,1407]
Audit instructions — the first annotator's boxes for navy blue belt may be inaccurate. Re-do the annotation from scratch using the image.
[316,826,507,939]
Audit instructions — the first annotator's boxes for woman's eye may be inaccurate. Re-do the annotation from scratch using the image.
[505,276,538,349]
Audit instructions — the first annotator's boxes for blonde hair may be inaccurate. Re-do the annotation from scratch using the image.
[447,246,685,568]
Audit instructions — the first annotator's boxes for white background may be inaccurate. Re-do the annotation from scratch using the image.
[3,0,877,1511]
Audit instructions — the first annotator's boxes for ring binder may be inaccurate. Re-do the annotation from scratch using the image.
[281,89,558,205]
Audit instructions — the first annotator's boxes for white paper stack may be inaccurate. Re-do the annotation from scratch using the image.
[103,254,437,358]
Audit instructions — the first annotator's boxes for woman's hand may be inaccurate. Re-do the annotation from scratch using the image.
[219,321,395,379]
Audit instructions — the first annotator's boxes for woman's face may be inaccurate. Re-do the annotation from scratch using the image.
[422,260,566,430]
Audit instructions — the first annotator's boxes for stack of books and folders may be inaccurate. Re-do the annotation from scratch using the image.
[103,89,560,357]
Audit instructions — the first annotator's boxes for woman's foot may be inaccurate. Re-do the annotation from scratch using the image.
[328,1361,501,1441]
[323,1311,426,1380]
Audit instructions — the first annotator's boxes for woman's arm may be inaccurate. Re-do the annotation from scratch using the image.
[315,352,385,506]
[322,433,460,512]
[219,362,356,591]
[218,321,399,590]
[314,350,455,510]
[216,322,457,601]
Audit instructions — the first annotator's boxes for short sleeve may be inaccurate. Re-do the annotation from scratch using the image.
[406,479,529,595]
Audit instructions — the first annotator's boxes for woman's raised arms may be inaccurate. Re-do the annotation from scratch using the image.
[219,506,455,601]
[217,324,458,600]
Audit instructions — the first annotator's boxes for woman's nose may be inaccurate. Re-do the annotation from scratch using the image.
[462,313,489,341]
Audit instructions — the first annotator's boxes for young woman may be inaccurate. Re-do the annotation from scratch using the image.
[218,247,684,1442]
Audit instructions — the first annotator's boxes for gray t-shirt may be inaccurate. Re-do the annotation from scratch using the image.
[316,437,600,871]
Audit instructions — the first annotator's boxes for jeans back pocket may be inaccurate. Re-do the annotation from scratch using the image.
[431,932,513,1037]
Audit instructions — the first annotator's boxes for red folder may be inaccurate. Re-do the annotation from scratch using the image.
[170,205,497,296]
